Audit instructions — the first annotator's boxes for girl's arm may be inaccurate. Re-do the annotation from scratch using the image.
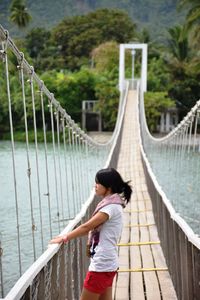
[49,211,108,244]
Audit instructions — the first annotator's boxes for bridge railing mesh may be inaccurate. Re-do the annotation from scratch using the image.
[0,24,128,298]
[137,81,200,299]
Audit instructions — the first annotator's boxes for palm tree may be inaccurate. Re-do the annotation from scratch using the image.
[167,25,189,62]
[9,0,32,28]
[180,0,200,27]
[179,0,200,47]
[164,25,190,80]
[165,21,200,112]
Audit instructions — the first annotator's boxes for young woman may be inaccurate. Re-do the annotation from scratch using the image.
[50,167,132,300]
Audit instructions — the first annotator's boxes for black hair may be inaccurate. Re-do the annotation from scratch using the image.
[95,167,132,203]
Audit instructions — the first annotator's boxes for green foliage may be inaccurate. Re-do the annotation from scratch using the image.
[41,68,97,122]
[89,41,121,130]
[94,73,120,130]
[167,25,190,62]
[179,0,200,28]
[168,77,200,111]
[0,52,25,132]
[147,57,171,91]
[24,28,69,73]
[0,67,9,132]
[1,0,186,40]
[163,20,200,113]
[179,0,200,50]
[1,130,53,143]
[144,92,175,132]
[9,0,32,28]
[51,9,137,70]
[1,2,200,136]
[91,41,119,75]
[25,28,53,72]
[0,47,49,135]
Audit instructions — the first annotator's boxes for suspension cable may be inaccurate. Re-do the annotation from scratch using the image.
[19,53,36,261]
[29,66,44,252]
[40,87,52,238]
[50,99,60,232]
[3,34,22,275]
[56,108,65,227]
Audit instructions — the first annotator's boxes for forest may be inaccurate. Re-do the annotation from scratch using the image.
[0,0,200,138]
[0,0,185,40]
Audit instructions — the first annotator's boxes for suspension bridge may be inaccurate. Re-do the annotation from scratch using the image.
[0,24,200,300]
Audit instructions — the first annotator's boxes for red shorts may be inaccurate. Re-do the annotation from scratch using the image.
[83,271,117,294]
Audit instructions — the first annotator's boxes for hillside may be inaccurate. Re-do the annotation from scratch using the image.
[0,0,186,42]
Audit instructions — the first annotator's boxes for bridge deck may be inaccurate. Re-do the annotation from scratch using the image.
[113,90,177,299]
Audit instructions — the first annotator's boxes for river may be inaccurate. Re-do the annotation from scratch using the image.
[1,137,200,296]
[146,145,200,235]
[0,140,105,295]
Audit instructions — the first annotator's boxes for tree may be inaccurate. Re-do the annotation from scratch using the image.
[95,76,120,130]
[9,0,32,28]
[25,28,56,71]
[52,8,137,70]
[91,41,119,75]
[163,22,200,112]
[41,68,97,122]
[180,0,200,28]
[179,0,200,48]
[167,25,189,63]
[144,92,175,132]
[164,25,190,80]
[147,57,171,91]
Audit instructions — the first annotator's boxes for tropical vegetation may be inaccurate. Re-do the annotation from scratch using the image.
[0,1,200,139]
[0,0,186,39]
[9,0,32,28]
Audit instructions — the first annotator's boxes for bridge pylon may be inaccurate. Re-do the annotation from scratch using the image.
[119,43,148,93]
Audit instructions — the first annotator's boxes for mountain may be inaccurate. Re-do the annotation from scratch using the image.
[0,0,186,42]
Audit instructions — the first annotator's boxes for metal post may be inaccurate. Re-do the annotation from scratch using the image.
[131,49,136,81]
[0,237,4,298]
[119,44,125,92]
[82,101,86,130]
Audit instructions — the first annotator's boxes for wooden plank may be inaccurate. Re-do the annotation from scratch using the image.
[115,90,177,300]
[130,224,145,300]
[147,213,177,299]
[114,273,130,300]
[139,212,161,300]
[114,201,130,300]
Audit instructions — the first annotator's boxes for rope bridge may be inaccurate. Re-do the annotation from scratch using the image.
[0,24,200,299]
[139,87,200,234]
[0,25,126,297]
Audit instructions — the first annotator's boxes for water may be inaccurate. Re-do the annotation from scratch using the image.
[145,144,200,235]
[0,141,105,295]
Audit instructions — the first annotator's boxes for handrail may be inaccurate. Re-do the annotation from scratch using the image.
[0,23,129,298]
[136,80,200,299]
[2,77,130,300]
[0,24,113,148]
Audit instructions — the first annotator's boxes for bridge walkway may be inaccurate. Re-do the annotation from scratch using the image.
[113,90,177,299]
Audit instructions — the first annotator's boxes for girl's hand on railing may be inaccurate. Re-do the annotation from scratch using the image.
[49,235,68,244]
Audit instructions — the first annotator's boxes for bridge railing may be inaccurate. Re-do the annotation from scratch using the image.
[137,83,200,299]
[0,24,108,296]
[1,80,129,300]
[128,78,138,90]
[0,23,129,299]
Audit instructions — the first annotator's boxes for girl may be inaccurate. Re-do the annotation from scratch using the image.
[50,167,132,300]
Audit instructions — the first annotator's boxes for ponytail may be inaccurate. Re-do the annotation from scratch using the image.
[95,167,133,204]
[122,181,132,203]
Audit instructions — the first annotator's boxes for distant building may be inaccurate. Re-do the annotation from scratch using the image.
[82,100,102,131]
[158,107,179,133]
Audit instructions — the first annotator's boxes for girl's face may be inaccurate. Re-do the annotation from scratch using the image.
[95,183,111,197]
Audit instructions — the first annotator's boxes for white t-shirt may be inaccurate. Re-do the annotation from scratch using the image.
[89,203,123,272]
